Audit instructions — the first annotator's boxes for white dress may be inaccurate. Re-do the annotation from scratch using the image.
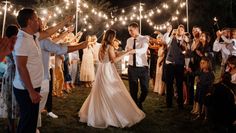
[79,46,145,128]
[153,46,165,94]
[80,46,95,81]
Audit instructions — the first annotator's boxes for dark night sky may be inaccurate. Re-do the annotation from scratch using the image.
[1,0,236,44]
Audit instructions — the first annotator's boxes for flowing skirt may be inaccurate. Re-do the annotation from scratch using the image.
[79,62,145,128]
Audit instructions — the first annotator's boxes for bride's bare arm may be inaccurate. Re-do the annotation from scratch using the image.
[109,46,133,63]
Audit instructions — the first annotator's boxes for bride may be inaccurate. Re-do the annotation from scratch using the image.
[78,29,145,128]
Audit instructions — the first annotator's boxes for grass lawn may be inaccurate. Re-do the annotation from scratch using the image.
[0,80,235,133]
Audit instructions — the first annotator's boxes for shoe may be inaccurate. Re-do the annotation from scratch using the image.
[70,83,75,88]
[85,83,89,88]
[36,128,40,133]
[47,112,58,118]
[193,115,201,120]
[41,109,47,113]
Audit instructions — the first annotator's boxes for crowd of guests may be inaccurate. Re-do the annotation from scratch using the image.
[0,8,89,133]
[0,7,235,133]
[148,24,236,129]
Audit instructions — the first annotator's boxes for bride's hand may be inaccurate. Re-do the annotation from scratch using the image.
[127,49,136,54]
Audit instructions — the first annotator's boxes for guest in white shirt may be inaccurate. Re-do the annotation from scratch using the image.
[163,25,173,46]
[37,18,88,129]
[213,30,231,76]
[125,22,149,110]
[13,8,72,133]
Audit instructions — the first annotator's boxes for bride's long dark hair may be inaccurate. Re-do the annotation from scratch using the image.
[99,29,116,61]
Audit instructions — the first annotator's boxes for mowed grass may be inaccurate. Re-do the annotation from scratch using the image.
[0,79,235,133]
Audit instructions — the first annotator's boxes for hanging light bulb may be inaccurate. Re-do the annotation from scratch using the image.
[98,12,102,17]
[157,9,161,14]
[42,9,48,15]
[122,9,125,13]
[83,3,88,8]
[144,15,148,19]
[173,0,178,3]
[176,10,179,15]
[52,22,57,27]
[110,20,114,25]
[122,21,126,25]
[183,18,187,22]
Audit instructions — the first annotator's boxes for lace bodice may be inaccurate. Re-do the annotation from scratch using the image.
[100,46,111,63]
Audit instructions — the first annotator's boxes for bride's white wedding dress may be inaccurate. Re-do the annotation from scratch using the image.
[78,46,145,128]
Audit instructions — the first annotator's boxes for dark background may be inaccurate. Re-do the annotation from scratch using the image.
[0,0,235,48]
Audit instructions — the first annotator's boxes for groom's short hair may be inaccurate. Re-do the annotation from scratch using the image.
[128,22,139,28]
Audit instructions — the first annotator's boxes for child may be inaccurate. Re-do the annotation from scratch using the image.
[194,57,215,120]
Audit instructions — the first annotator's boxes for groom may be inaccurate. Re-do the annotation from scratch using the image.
[125,22,149,110]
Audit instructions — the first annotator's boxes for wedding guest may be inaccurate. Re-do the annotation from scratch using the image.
[194,57,214,120]
[80,35,95,88]
[0,37,16,62]
[165,24,187,109]
[36,18,88,131]
[0,25,19,133]
[13,8,72,133]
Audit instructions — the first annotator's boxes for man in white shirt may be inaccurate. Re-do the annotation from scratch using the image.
[125,22,149,110]
[13,8,72,133]
[213,30,231,76]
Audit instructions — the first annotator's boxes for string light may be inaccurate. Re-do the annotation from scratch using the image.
[176,10,179,15]
[42,9,48,15]
[162,3,169,9]
[52,22,57,27]
[83,3,88,8]
[0,0,187,31]
[53,13,57,17]
[183,17,187,22]
[122,9,125,13]
[122,21,126,25]
[157,9,161,14]
[173,0,178,3]
[180,2,186,8]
